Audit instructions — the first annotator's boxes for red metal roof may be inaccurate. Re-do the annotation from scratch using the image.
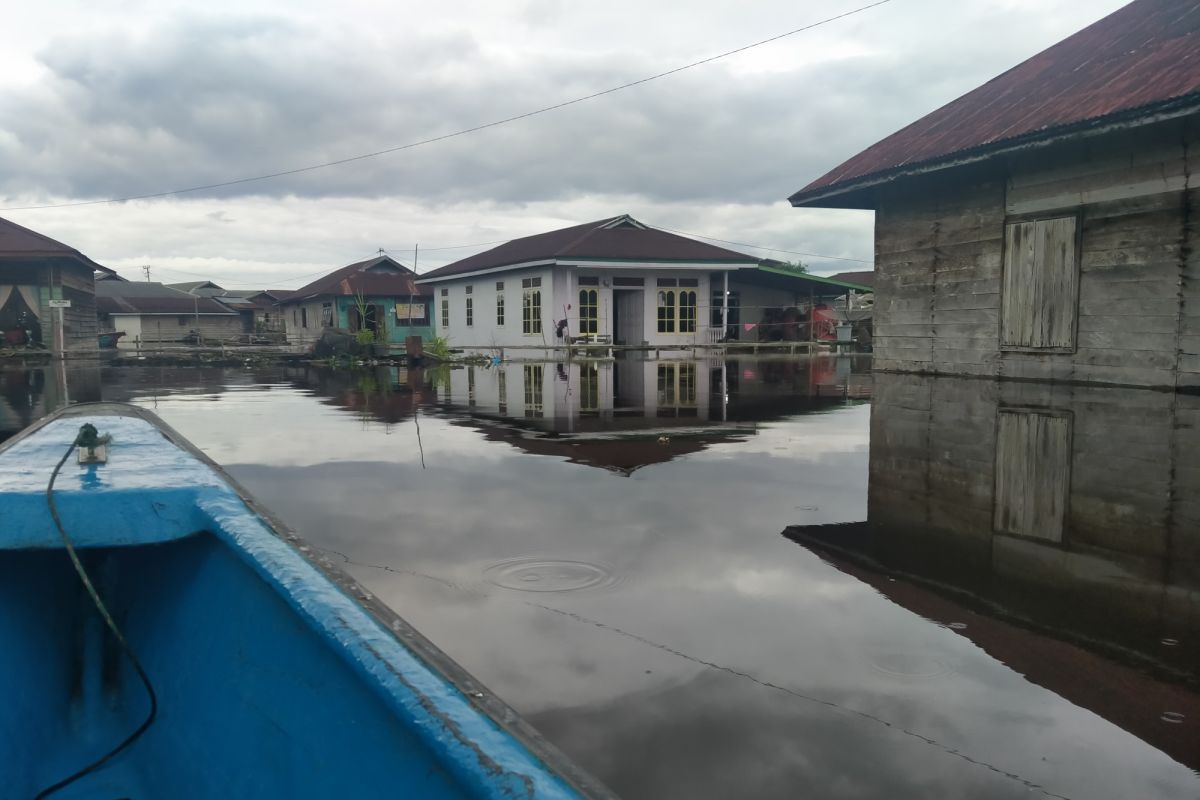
[790,0,1200,207]
[0,215,115,273]
[418,216,757,281]
[285,256,426,302]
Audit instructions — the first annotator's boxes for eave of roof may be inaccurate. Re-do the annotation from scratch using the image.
[789,0,1200,210]
[750,264,872,292]
[790,93,1200,209]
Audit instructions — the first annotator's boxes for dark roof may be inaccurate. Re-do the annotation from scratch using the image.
[0,215,115,273]
[217,289,297,308]
[95,281,236,314]
[790,0,1200,207]
[418,215,757,281]
[283,256,425,303]
[167,281,224,292]
[746,263,872,293]
[825,271,875,288]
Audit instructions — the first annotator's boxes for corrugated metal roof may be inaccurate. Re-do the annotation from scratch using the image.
[95,281,236,314]
[825,270,875,287]
[284,256,425,303]
[0,215,115,273]
[417,215,757,281]
[790,0,1200,207]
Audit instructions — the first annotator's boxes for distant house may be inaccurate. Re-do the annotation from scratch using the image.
[278,255,432,348]
[825,271,874,289]
[0,215,116,352]
[789,0,1200,390]
[167,280,226,298]
[416,215,868,353]
[96,281,241,349]
[169,282,294,335]
[219,289,294,335]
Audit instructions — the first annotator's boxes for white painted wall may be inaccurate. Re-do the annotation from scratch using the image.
[433,266,556,351]
[427,265,735,350]
[111,315,141,349]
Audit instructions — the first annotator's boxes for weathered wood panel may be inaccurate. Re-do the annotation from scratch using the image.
[993,410,1071,542]
[873,120,1197,387]
[1000,216,1079,349]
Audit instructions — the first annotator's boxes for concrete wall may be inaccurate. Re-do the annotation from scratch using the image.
[113,314,243,348]
[433,267,555,350]
[872,118,1200,389]
[869,372,1199,640]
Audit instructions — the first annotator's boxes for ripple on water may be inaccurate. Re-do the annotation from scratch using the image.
[483,557,618,593]
[870,652,955,680]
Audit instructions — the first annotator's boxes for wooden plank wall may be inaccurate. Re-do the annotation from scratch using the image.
[992,410,1071,541]
[873,120,1200,389]
[868,372,1198,628]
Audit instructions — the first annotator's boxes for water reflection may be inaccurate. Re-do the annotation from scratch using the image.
[787,372,1200,778]
[0,361,100,442]
[4,359,1197,799]
[426,355,870,475]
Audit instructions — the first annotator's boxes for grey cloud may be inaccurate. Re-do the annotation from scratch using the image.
[0,10,1088,209]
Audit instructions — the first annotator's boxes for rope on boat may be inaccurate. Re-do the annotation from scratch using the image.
[34,424,159,800]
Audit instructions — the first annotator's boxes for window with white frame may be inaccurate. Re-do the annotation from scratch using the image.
[523,364,544,417]
[579,288,598,334]
[678,290,697,333]
[657,289,676,333]
[522,277,542,335]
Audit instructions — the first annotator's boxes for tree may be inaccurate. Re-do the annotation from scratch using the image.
[772,260,808,273]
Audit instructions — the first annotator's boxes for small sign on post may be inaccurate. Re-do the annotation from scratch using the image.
[49,299,72,308]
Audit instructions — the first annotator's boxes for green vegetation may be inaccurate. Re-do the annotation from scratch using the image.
[772,260,809,273]
[426,335,452,360]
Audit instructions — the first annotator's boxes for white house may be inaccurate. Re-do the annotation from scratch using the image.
[416,216,873,354]
[415,215,761,355]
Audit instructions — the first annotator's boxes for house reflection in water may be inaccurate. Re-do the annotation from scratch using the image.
[433,355,871,475]
[0,362,101,444]
[786,373,1199,771]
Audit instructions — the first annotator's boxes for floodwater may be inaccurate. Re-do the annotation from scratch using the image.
[2,356,1198,800]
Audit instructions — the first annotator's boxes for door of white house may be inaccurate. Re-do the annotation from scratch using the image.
[613,290,643,346]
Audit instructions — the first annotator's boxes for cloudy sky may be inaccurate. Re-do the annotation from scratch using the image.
[1,0,1127,286]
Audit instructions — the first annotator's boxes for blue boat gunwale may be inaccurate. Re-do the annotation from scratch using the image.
[1,401,615,799]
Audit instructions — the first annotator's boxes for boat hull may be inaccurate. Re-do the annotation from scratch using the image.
[0,403,608,799]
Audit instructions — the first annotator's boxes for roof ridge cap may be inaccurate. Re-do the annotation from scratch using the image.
[554,216,624,256]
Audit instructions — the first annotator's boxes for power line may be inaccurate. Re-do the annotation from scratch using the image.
[138,220,872,287]
[0,0,892,213]
[647,224,873,264]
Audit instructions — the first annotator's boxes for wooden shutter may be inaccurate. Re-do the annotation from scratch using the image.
[1001,216,1079,349]
[993,410,1071,542]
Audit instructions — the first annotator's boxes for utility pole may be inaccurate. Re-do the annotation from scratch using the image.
[142,265,152,282]
[193,292,201,347]
[413,243,419,274]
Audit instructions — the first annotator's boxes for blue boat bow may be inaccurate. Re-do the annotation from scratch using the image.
[0,403,611,799]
